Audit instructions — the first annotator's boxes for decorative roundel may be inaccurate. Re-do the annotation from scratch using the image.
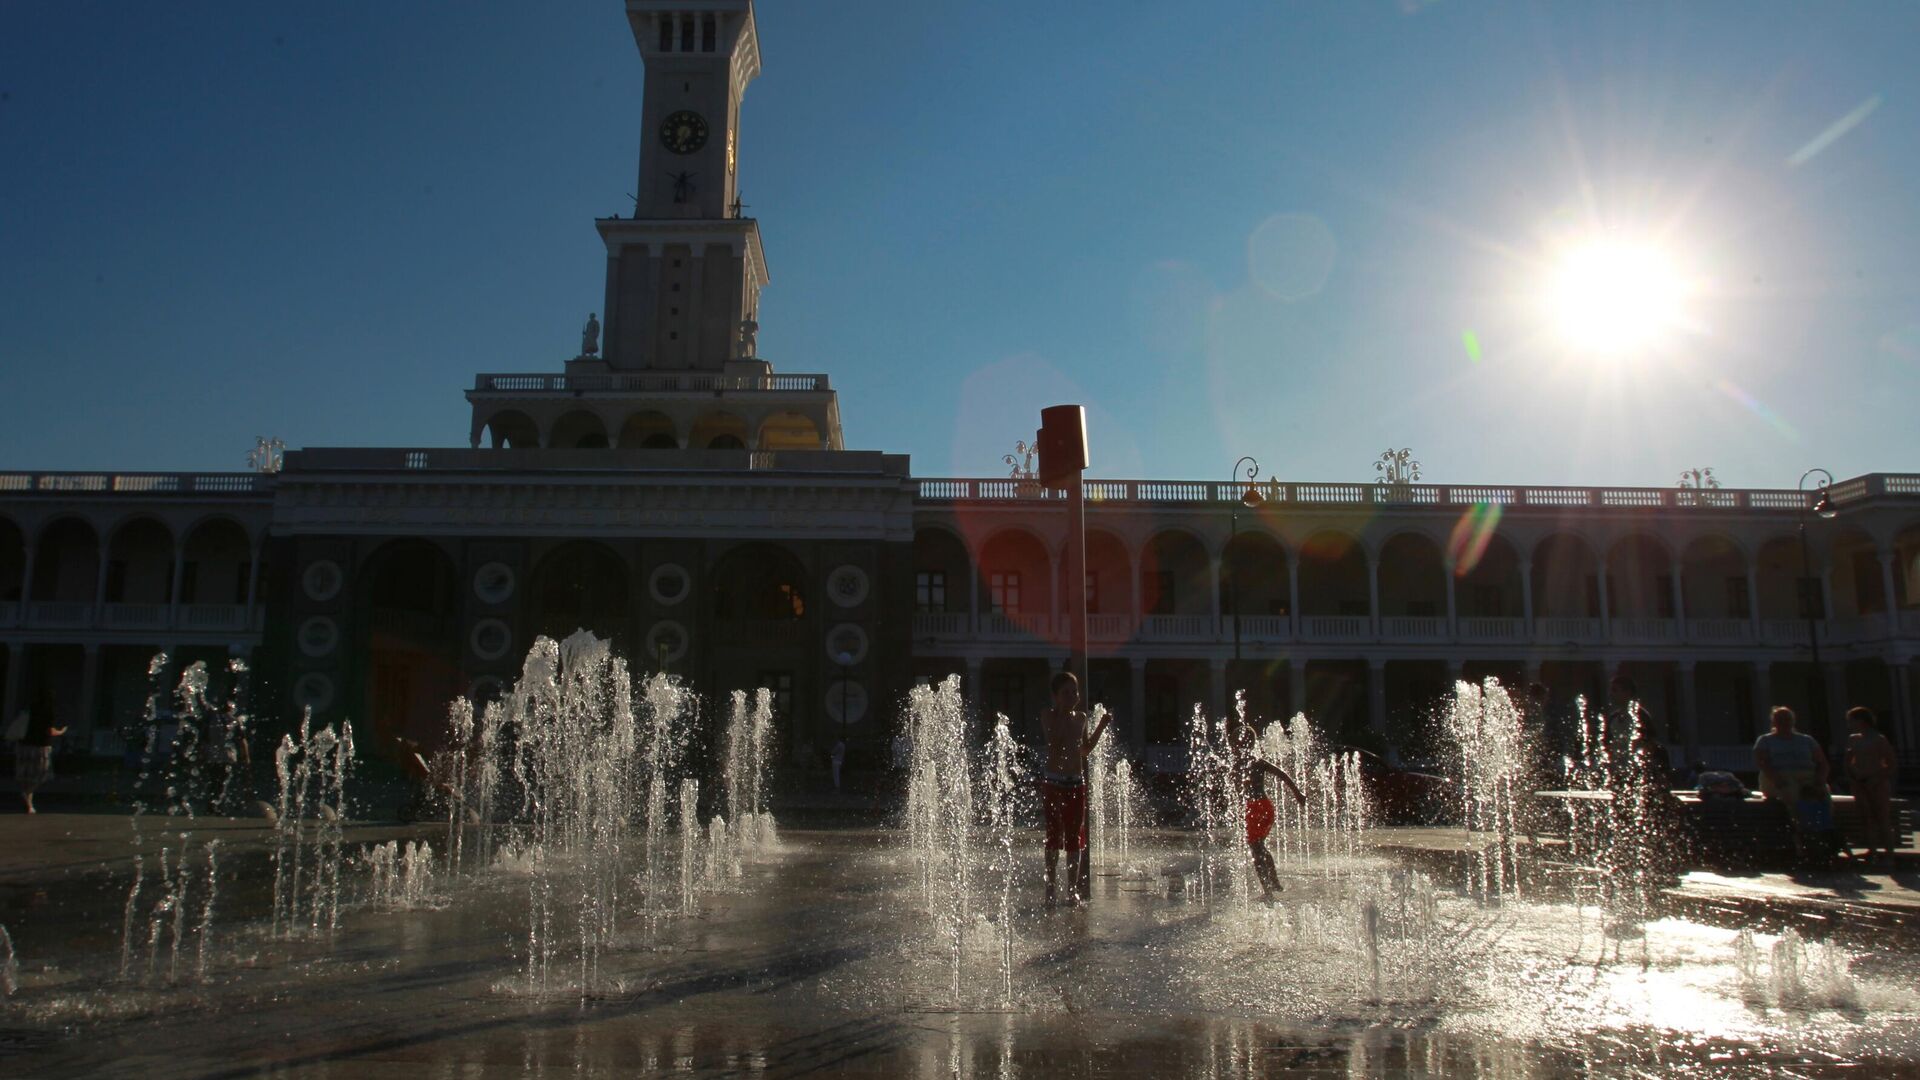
[297,616,339,658]
[470,618,513,661]
[646,620,689,663]
[824,680,869,725]
[301,560,344,603]
[473,562,516,605]
[468,676,505,707]
[292,673,335,713]
[826,623,868,666]
[649,563,691,606]
[826,565,869,608]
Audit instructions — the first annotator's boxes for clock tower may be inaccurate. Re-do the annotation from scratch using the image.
[598,1,765,372]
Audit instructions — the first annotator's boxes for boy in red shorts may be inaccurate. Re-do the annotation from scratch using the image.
[1038,671,1111,908]
[1226,713,1307,902]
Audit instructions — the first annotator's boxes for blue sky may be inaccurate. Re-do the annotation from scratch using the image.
[2,1,1916,487]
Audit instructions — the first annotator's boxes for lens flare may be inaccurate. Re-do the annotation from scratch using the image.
[1447,502,1503,576]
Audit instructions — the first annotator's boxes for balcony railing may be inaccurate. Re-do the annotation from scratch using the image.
[0,472,268,497]
[472,372,831,394]
[1300,615,1370,640]
[1613,616,1681,643]
[912,472,1920,511]
[1686,617,1754,643]
[102,603,171,631]
[1381,615,1448,639]
[1457,616,1527,642]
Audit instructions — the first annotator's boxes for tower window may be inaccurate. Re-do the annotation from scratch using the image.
[702,16,717,52]
[658,17,672,53]
[916,571,946,613]
[680,15,694,52]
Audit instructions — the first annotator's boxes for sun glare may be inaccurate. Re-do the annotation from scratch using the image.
[1545,238,1687,355]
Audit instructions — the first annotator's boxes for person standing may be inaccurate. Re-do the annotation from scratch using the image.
[1037,671,1110,908]
[14,687,68,814]
[829,738,846,794]
[1224,713,1308,902]
[1754,706,1830,807]
[1843,706,1899,868]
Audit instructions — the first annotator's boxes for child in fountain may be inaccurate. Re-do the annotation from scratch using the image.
[1037,671,1110,907]
[1225,714,1308,902]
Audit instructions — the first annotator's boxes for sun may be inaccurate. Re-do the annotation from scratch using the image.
[1545,237,1688,355]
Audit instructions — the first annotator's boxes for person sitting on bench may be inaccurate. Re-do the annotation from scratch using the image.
[1753,706,1829,808]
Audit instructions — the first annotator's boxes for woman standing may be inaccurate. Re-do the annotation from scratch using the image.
[14,687,67,814]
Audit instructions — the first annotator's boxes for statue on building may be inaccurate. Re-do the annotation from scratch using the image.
[738,313,759,358]
[580,312,601,357]
[669,170,696,204]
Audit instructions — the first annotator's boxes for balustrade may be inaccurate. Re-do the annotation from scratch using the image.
[1299,615,1370,640]
[1612,616,1680,643]
[1534,616,1603,642]
[1142,614,1213,641]
[102,603,170,630]
[1685,617,1753,643]
[1457,616,1527,641]
[1380,615,1448,640]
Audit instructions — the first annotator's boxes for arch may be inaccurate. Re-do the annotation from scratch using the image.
[359,540,462,754]
[529,541,631,641]
[617,410,678,450]
[1455,533,1523,617]
[1827,525,1884,617]
[913,527,970,614]
[483,409,539,449]
[711,542,807,621]
[1530,532,1598,618]
[30,517,101,602]
[977,528,1052,618]
[1679,534,1749,620]
[1754,535,1810,620]
[549,409,610,450]
[690,411,749,450]
[757,411,823,451]
[1139,528,1210,616]
[0,516,26,603]
[1376,531,1446,617]
[1604,532,1673,618]
[1296,529,1368,618]
[105,516,175,604]
[1222,529,1287,619]
[179,517,254,605]
[1085,528,1136,618]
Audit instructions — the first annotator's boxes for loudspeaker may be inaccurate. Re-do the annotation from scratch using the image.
[1036,404,1088,490]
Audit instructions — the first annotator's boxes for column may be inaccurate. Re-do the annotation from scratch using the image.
[1677,660,1700,761]
[1893,659,1916,753]
[1596,563,1611,640]
[1443,560,1458,640]
[78,643,101,746]
[967,558,979,635]
[244,538,265,626]
[2,642,25,728]
[15,543,31,609]
[1518,560,1534,634]
[1209,554,1223,635]
[1669,558,1687,639]
[1367,658,1387,737]
[1819,565,1836,621]
[1288,658,1306,718]
[1128,659,1147,749]
[168,545,187,628]
[93,542,112,617]
[1208,658,1228,721]
[686,243,706,362]
[1287,559,1301,640]
[1367,551,1382,638]
[1879,550,1901,623]
[1745,558,1763,641]
[1750,661,1771,738]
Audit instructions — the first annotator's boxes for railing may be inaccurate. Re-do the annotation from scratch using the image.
[1686,617,1753,643]
[28,601,92,628]
[1143,614,1214,640]
[1612,616,1681,642]
[1300,615,1370,639]
[179,604,251,631]
[1232,615,1292,641]
[1762,618,1812,645]
[472,372,831,393]
[1535,616,1603,642]
[911,473,1920,511]
[912,612,969,638]
[1380,615,1448,639]
[0,472,268,497]
[1458,616,1527,641]
[1088,613,1132,641]
[979,612,1051,639]
[102,603,170,630]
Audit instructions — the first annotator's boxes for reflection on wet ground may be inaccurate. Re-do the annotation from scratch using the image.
[3,827,1919,1078]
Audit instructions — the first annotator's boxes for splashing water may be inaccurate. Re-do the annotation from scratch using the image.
[1441,679,1528,901]
[904,675,973,1003]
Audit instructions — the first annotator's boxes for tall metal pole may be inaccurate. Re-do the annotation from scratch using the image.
[1228,456,1261,669]
[1798,468,1835,746]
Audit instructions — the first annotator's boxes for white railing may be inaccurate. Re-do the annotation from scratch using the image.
[0,472,266,496]
[473,372,831,393]
[1088,613,1132,641]
[1232,615,1292,641]
[1613,616,1680,642]
[1535,616,1602,642]
[1142,614,1213,640]
[979,612,1050,639]
[29,601,92,628]
[180,604,251,631]
[102,603,170,630]
[1826,615,1892,643]
[0,601,15,628]
[1300,615,1369,639]
[1381,615,1448,640]
[1686,617,1754,643]
[1761,618,1811,645]
[1458,616,1527,641]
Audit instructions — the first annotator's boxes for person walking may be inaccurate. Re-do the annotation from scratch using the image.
[1224,713,1308,902]
[1843,706,1899,868]
[1036,670,1110,908]
[13,687,68,814]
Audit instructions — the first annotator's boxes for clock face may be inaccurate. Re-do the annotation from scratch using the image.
[660,110,708,154]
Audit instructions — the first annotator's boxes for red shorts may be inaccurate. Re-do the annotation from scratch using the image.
[1245,797,1275,845]
[1039,779,1088,851]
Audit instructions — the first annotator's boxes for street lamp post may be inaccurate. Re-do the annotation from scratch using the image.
[1228,456,1264,666]
[1797,468,1839,745]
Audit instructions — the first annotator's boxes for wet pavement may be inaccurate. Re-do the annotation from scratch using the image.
[2,818,1919,1078]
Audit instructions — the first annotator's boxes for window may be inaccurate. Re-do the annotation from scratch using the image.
[1145,570,1175,616]
[990,571,1022,614]
[915,571,946,613]
[679,15,694,52]
[701,15,717,52]
[985,671,1026,730]
[658,18,672,52]
[1725,576,1751,619]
